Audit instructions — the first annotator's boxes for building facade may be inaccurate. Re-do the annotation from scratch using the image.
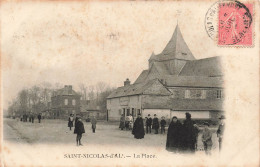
[107,25,224,122]
[51,85,81,119]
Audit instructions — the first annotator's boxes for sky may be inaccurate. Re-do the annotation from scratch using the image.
[1,1,257,110]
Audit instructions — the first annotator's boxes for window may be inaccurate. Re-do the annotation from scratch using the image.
[137,109,141,115]
[64,99,68,105]
[185,90,190,99]
[132,108,135,117]
[201,90,207,99]
[72,99,76,106]
[217,90,222,99]
[126,109,130,116]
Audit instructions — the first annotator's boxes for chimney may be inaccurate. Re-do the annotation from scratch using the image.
[124,78,130,86]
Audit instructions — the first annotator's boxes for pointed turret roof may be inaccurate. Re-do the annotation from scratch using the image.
[161,24,195,60]
[150,25,195,61]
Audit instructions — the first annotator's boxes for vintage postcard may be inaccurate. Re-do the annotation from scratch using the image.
[1,0,259,166]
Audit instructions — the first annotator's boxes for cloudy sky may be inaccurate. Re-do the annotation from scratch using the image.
[1,1,257,110]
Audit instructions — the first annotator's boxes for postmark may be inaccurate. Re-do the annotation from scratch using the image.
[205,0,253,46]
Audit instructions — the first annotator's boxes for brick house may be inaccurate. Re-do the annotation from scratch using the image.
[51,85,81,119]
[106,25,224,122]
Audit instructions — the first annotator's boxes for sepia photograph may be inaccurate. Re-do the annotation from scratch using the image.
[1,0,259,166]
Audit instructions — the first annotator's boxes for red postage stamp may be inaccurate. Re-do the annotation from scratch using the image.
[218,1,253,46]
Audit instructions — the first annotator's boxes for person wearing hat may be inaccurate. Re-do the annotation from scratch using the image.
[146,114,152,134]
[152,114,159,134]
[132,114,145,139]
[74,117,85,146]
[217,115,225,151]
[202,122,212,155]
[166,116,182,153]
[160,116,167,134]
[68,114,74,131]
[182,112,196,153]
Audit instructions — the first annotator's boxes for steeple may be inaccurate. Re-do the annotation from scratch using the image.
[161,24,195,60]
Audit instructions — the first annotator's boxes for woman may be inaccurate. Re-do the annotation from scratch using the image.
[119,114,125,130]
[132,114,145,139]
[166,116,182,153]
[68,114,74,131]
[74,117,85,146]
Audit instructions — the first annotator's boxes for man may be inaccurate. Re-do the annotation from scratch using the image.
[74,117,85,146]
[152,114,159,134]
[182,112,196,153]
[132,114,145,139]
[202,122,212,155]
[91,116,97,133]
[146,114,152,134]
[68,114,74,131]
[37,113,42,123]
[217,115,225,151]
[160,117,167,134]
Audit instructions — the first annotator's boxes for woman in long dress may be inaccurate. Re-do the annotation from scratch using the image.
[132,114,145,139]
[166,116,182,153]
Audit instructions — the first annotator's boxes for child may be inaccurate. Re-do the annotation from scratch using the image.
[74,117,85,146]
[202,122,212,155]
[160,117,166,134]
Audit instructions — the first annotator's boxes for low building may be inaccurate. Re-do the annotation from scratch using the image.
[107,25,224,122]
[80,100,106,120]
[51,85,81,119]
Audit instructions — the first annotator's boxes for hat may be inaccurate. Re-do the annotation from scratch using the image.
[219,115,226,120]
[148,114,150,116]
[138,113,141,116]
[154,114,157,116]
[185,112,191,118]
[172,116,177,119]
[203,122,210,126]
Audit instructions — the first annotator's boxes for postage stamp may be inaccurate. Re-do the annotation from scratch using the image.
[218,1,253,46]
[205,0,254,46]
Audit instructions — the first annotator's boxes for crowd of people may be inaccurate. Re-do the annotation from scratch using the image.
[19,113,42,123]
[128,112,225,155]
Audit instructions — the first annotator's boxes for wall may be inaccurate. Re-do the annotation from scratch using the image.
[170,110,210,119]
[168,87,224,99]
[143,109,171,120]
[107,95,141,121]
[51,95,81,119]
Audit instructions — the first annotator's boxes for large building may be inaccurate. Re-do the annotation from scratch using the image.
[106,25,224,122]
[51,85,81,118]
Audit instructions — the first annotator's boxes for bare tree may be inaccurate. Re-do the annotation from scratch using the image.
[78,83,88,100]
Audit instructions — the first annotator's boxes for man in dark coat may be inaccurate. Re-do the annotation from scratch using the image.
[74,117,85,146]
[217,115,225,151]
[160,116,167,134]
[68,114,74,131]
[37,113,42,123]
[146,114,152,134]
[152,114,159,134]
[166,116,182,153]
[181,112,196,153]
[132,114,145,139]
